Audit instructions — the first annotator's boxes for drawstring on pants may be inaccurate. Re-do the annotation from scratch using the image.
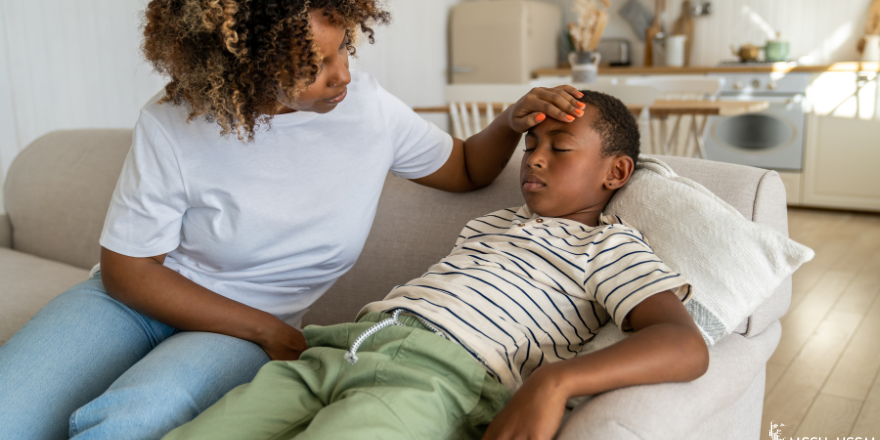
[344,309,447,365]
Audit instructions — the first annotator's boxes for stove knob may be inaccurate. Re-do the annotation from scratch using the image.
[767,82,777,90]
[751,79,761,89]
[733,81,745,90]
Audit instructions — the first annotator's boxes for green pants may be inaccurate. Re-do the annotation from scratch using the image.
[162,312,511,440]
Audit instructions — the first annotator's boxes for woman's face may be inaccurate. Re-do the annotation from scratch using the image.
[276,9,351,114]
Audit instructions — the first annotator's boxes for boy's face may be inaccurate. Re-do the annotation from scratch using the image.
[520,104,632,225]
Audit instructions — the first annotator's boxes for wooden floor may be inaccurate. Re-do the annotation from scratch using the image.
[762,207,880,438]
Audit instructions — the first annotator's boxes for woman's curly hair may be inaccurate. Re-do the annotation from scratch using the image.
[143,0,390,141]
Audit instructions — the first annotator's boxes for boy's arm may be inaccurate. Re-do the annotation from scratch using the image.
[482,290,710,440]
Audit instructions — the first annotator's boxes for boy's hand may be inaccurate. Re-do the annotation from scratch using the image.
[506,86,586,134]
[482,366,568,440]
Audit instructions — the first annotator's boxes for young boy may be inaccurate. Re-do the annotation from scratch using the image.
[163,91,709,440]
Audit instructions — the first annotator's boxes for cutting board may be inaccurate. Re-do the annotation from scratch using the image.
[672,0,695,66]
[858,0,880,53]
[644,0,664,66]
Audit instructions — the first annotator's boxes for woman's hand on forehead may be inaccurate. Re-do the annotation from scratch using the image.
[507,85,587,134]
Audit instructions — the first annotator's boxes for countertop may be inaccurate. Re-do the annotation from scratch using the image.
[413,100,769,117]
[534,62,880,77]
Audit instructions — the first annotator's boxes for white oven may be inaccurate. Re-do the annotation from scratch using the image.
[704,72,809,171]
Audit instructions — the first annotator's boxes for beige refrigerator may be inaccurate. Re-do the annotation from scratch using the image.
[450,0,562,84]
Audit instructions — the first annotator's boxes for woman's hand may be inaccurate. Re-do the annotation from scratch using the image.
[257,318,309,361]
[506,85,586,134]
[482,366,569,440]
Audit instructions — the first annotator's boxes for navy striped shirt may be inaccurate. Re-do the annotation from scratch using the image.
[359,205,691,390]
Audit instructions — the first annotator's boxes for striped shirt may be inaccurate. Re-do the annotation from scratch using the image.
[358,205,691,390]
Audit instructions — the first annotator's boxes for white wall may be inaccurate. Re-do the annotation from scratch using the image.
[0,0,461,213]
[6,0,869,212]
[350,0,460,130]
[0,0,166,212]
[539,0,872,67]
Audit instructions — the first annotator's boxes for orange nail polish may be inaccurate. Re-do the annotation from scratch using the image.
[575,109,584,116]
[536,113,546,122]
[577,102,586,108]
[566,115,575,121]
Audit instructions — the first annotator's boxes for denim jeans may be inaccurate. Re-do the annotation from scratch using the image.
[0,272,270,440]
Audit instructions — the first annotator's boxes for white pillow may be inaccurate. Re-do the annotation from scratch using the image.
[601,155,814,346]
[564,156,813,409]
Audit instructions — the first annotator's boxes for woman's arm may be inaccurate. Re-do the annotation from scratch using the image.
[413,86,587,193]
[100,247,307,360]
[483,290,710,440]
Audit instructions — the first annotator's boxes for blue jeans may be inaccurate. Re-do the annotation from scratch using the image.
[0,272,270,440]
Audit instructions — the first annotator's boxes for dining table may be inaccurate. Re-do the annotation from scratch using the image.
[413,100,770,159]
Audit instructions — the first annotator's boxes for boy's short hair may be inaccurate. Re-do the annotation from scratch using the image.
[577,90,640,166]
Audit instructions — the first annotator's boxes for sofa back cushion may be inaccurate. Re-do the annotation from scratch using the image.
[307,151,791,339]
[4,129,133,269]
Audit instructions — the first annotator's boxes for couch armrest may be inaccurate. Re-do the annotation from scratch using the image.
[0,214,10,248]
[555,320,781,440]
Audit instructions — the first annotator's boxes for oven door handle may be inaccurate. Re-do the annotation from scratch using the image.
[719,94,804,111]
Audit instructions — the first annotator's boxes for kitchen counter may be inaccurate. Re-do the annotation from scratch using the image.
[413,100,768,117]
[534,61,880,77]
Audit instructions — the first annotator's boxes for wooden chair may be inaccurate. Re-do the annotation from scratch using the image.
[624,76,724,158]
[445,84,534,138]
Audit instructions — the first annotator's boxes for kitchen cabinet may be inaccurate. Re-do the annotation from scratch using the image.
[802,114,880,212]
[807,71,880,118]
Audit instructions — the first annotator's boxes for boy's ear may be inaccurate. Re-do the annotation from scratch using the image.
[603,156,634,190]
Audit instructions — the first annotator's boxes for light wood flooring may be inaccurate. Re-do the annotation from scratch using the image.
[762,207,880,438]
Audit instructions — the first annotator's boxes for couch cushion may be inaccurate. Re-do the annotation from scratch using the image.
[4,129,133,270]
[0,214,10,248]
[0,248,89,346]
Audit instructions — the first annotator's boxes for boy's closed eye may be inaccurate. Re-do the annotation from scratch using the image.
[523,131,575,153]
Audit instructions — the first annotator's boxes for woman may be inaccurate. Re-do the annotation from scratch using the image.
[0,1,585,439]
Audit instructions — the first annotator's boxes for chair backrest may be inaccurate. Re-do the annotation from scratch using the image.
[445,84,534,138]
[624,76,724,101]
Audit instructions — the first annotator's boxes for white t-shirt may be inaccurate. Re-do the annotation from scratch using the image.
[98,70,453,327]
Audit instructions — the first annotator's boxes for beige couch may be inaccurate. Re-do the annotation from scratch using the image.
[1,129,790,439]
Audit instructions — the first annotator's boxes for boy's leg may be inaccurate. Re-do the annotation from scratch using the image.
[296,368,510,440]
[160,356,325,440]
[162,315,512,440]
[297,315,512,440]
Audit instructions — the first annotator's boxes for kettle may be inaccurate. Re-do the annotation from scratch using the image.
[731,32,790,63]
[731,44,761,62]
[764,32,790,62]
